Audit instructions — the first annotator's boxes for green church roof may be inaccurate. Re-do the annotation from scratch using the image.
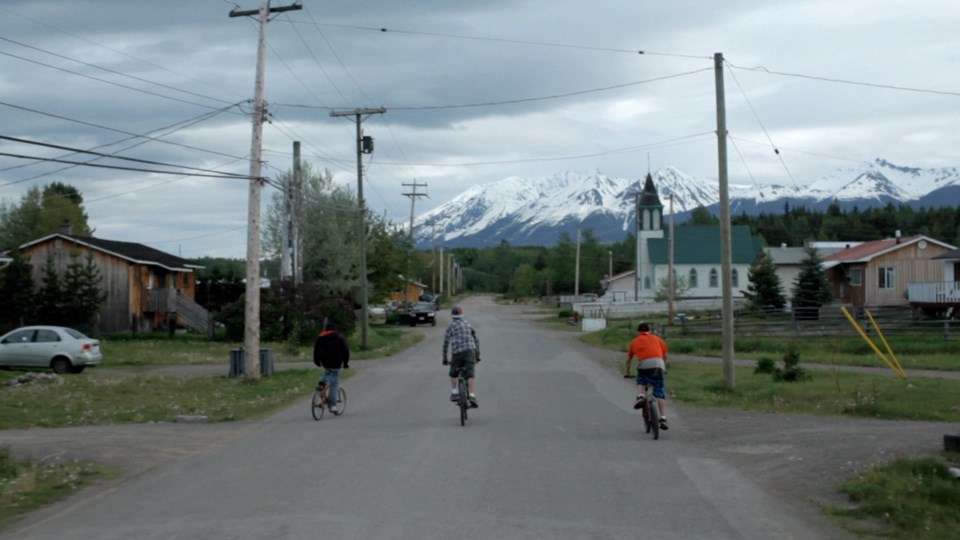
[648,225,761,264]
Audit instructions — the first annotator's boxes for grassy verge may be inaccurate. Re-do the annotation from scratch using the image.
[0,446,108,525]
[99,325,422,368]
[0,368,325,429]
[828,455,960,539]
[583,320,960,372]
[654,362,960,422]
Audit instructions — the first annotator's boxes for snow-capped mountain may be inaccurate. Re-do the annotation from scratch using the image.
[413,159,960,248]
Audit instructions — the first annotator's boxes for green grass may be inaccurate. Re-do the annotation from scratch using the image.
[0,446,108,525]
[99,325,423,368]
[583,321,960,372]
[656,362,960,421]
[0,368,327,429]
[828,457,960,539]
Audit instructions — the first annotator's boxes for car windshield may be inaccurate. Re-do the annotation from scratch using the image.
[413,303,433,310]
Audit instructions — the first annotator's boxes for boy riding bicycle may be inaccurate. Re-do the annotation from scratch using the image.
[625,322,669,431]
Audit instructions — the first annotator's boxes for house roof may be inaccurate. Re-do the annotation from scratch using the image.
[648,225,761,265]
[933,248,960,261]
[821,235,955,263]
[763,246,807,265]
[20,234,202,272]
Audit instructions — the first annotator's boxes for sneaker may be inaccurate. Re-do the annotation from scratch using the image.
[450,393,459,402]
[468,396,479,408]
[329,405,339,414]
[659,418,669,430]
[633,396,646,410]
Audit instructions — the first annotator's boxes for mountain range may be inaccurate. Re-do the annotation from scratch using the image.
[412,159,960,248]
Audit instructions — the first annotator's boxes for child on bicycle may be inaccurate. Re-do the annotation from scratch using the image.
[442,305,480,407]
[625,322,669,430]
[313,321,350,414]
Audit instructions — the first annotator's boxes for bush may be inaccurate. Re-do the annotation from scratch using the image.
[773,348,810,382]
[755,357,776,374]
[558,308,573,319]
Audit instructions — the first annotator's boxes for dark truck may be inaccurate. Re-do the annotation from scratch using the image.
[409,301,437,327]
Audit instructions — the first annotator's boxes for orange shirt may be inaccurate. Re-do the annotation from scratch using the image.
[627,332,668,362]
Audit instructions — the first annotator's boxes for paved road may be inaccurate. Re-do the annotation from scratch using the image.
[2,297,842,539]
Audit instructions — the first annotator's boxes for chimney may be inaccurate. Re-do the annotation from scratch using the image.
[895,229,901,244]
[60,219,72,235]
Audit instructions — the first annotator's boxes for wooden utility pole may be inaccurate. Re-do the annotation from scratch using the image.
[574,229,581,298]
[668,193,675,322]
[230,1,302,379]
[292,140,303,286]
[715,52,735,390]
[329,107,386,350]
[402,181,428,305]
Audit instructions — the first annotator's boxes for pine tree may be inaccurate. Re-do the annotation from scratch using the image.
[791,247,833,320]
[0,252,35,331]
[35,255,65,325]
[63,253,106,332]
[744,250,786,311]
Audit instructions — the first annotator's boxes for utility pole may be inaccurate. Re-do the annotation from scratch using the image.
[292,140,303,286]
[230,1,302,379]
[402,180,428,306]
[668,193,675,322]
[715,52,735,390]
[574,229,581,298]
[329,107,386,350]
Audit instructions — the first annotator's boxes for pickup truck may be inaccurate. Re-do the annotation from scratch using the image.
[409,302,437,327]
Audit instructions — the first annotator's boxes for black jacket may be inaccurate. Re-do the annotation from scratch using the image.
[313,330,350,369]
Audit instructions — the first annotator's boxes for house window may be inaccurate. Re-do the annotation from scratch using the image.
[689,268,698,288]
[709,268,719,288]
[878,267,895,289]
[850,268,863,286]
[732,268,739,287]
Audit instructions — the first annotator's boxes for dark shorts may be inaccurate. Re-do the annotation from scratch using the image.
[636,367,666,399]
[448,349,476,379]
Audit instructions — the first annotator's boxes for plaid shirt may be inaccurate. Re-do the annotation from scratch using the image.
[443,318,478,359]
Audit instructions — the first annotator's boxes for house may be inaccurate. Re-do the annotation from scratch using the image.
[764,241,856,295]
[907,246,960,312]
[388,276,428,307]
[633,174,762,301]
[600,270,635,301]
[18,232,210,333]
[821,233,955,308]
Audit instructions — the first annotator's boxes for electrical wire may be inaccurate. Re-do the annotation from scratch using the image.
[297,21,711,60]
[727,62,960,98]
[724,59,798,189]
[0,151,253,180]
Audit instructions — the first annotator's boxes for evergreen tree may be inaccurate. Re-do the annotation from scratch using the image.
[63,253,107,332]
[743,250,786,311]
[0,252,35,332]
[791,247,833,320]
[35,255,65,325]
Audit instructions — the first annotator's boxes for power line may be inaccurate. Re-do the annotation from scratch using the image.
[0,150,253,180]
[275,68,713,111]
[298,21,710,59]
[727,63,960,97]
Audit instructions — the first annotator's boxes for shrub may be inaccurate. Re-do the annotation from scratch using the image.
[773,347,810,382]
[755,357,776,374]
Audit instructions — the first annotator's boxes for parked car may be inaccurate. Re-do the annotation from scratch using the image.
[0,326,103,374]
[409,302,437,327]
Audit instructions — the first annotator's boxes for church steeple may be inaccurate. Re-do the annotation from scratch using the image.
[637,173,663,232]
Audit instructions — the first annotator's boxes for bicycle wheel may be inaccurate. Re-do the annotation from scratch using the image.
[649,399,661,440]
[642,402,652,434]
[333,387,346,415]
[311,388,325,421]
[458,377,468,426]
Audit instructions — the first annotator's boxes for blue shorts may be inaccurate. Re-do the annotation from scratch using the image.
[636,368,666,399]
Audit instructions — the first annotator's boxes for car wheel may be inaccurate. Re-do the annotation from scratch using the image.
[51,356,72,374]
[68,365,86,374]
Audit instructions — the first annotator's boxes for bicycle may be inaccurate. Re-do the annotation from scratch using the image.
[311,381,346,421]
[453,366,469,426]
[638,383,661,440]
[625,371,663,440]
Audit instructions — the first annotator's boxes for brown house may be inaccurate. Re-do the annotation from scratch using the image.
[19,233,210,333]
[822,234,955,308]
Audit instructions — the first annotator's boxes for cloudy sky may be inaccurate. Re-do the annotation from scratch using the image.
[2,0,959,258]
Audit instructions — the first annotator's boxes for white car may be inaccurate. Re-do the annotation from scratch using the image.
[0,326,103,374]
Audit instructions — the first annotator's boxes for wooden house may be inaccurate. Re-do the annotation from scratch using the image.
[822,234,955,308]
[18,233,210,333]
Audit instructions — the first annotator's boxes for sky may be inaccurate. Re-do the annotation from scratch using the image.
[1,0,959,259]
